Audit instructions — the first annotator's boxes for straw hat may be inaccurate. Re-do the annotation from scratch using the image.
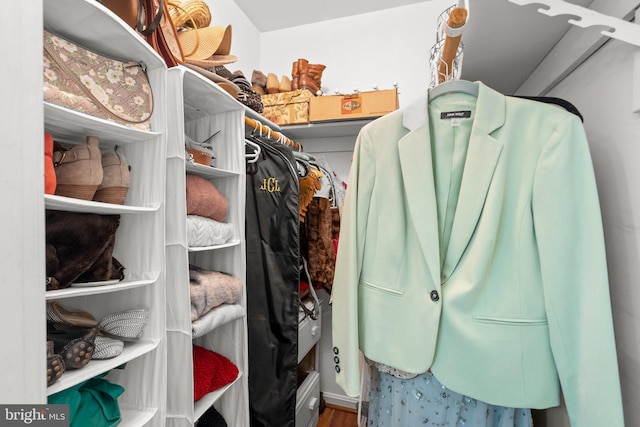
[178,25,237,66]
[169,0,212,29]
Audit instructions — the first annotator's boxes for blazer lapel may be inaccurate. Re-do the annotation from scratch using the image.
[441,83,506,281]
[399,97,441,287]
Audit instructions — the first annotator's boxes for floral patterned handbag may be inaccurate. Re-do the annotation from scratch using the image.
[43,30,153,130]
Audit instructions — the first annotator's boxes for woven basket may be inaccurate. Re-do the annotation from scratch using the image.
[169,0,211,29]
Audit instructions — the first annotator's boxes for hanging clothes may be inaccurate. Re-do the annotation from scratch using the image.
[245,137,300,427]
[331,81,623,427]
[368,367,532,427]
[298,155,346,294]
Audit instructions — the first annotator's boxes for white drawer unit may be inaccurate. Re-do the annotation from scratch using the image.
[298,296,322,363]
[296,370,321,427]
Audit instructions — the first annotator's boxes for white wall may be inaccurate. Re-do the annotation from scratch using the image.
[202,0,261,78]
[201,0,453,109]
[258,0,454,109]
[543,38,640,427]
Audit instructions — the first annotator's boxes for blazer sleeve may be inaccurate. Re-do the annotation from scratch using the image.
[331,127,376,397]
[532,115,624,426]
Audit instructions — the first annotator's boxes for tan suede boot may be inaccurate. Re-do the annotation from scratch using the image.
[54,136,103,201]
[93,149,131,205]
[266,73,280,94]
[279,76,292,93]
[251,70,267,95]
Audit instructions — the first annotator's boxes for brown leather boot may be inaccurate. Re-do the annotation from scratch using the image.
[54,136,103,201]
[297,59,324,94]
[297,58,309,75]
[93,149,131,205]
[308,64,326,81]
[298,74,320,94]
[291,60,300,90]
[308,64,326,93]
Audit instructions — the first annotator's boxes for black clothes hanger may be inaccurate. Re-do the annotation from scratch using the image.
[514,96,584,122]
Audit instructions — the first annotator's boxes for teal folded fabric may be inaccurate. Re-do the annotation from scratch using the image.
[48,372,125,427]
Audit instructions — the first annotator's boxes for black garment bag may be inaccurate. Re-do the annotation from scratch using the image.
[245,137,300,427]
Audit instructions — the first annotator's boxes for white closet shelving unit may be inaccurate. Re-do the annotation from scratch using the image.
[165,65,248,427]
[40,1,168,426]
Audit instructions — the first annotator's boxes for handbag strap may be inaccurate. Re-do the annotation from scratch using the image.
[166,0,199,57]
[44,40,153,125]
[137,0,163,37]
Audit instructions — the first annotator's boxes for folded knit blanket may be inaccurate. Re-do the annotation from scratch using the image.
[186,215,233,247]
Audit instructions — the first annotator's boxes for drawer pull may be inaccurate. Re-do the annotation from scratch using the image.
[308,397,318,411]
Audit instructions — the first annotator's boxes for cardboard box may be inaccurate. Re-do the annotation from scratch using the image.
[261,89,313,126]
[309,89,398,123]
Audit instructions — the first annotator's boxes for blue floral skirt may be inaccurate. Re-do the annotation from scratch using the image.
[368,368,532,427]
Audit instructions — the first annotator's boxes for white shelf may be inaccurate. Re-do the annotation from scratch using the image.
[46,338,161,396]
[119,406,158,427]
[282,119,373,139]
[44,103,161,145]
[188,240,241,252]
[46,272,161,300]
[178,66,243,119]
[185,162,240,178]
[193,372,243,421]
[45,195,161,214]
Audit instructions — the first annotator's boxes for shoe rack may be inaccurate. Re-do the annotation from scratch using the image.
[165,66,249,426]
[5,0,168,425]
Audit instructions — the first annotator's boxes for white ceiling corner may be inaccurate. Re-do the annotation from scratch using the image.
[230,0,595,94]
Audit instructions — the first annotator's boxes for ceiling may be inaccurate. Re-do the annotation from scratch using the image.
[233,0,434,32]
[232,0,594,94]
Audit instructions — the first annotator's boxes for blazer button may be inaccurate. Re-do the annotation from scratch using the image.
[335,365,341,373]
[430,290,440,302]
[334,356,340,364]
[333,347,339,355]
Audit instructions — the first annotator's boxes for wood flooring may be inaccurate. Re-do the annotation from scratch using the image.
[317,403,359,427]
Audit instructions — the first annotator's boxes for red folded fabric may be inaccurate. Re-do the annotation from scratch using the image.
[193,345,239,401]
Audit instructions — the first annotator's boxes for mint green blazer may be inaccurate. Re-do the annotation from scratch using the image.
[331,82,623,426]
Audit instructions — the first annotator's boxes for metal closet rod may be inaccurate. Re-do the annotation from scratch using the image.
[244,116,302,151]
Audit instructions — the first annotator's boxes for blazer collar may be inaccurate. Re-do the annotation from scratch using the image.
[399,81,506,283]
[402,81,505,133]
